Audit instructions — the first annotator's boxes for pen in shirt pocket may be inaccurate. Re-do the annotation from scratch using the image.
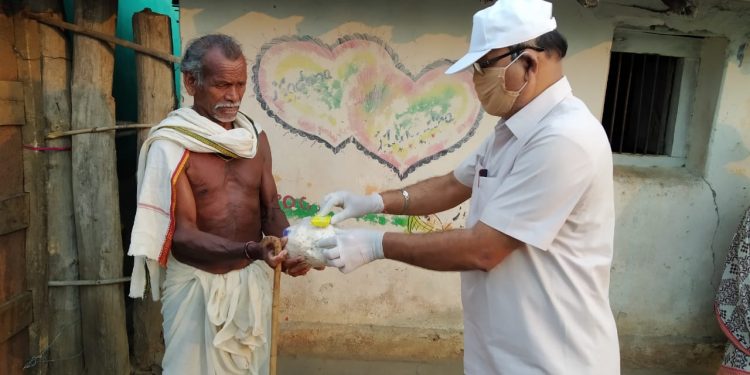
[478,168,488,187]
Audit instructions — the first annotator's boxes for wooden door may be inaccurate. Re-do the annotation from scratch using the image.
[0,8,32,375]
[0,7,48,375]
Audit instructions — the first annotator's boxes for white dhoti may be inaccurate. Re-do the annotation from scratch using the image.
[161,255,272,375]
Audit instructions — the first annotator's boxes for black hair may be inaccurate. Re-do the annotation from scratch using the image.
[512,30,568,59]
[536,30,568,58]
[181,34,245,87]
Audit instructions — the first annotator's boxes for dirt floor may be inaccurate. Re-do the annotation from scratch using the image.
[278,356,716,375]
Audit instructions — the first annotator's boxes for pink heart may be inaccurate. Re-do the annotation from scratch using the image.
[253,34,482,179]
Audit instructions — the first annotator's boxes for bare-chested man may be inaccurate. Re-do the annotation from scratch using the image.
[128,34,309,375]
[172,37,298,274]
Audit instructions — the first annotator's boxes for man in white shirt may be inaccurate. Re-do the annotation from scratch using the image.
[317,0,620,373]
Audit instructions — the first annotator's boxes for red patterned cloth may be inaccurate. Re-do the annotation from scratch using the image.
[716,207,750,372]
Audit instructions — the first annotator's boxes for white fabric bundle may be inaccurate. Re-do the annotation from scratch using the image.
[284,218,335,268]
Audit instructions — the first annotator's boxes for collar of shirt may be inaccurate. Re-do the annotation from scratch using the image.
[502,76,572,142]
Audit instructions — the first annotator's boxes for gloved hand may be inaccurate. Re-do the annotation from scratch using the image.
[318,191,384,225]
[317,228,385,273]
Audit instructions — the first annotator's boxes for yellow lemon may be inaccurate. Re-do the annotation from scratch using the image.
[310,216,331,228]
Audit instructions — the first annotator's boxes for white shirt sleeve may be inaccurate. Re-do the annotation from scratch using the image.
[480,134,595,251]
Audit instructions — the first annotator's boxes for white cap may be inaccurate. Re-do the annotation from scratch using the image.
[445,0,557,75]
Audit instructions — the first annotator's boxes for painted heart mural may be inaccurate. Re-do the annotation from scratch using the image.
[253,34,482,179]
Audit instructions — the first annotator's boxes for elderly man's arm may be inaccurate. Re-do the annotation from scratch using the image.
[258,132,289,237]
[257,132,313,276]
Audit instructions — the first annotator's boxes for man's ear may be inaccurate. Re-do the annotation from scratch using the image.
[523,53,539,80]
[183,73,197,96]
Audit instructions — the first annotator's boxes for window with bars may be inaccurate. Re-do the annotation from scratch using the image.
[602,30,702,164]
[602,52,680,155]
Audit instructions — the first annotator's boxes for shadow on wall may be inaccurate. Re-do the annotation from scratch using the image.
[719,127,750,180]
[185,0,480,44]
[708,104,750,283]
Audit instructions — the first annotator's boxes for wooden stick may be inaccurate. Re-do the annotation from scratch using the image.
[24,11,181,64]
[47,123,154,139]
[271,261,282,375]
[48,277,131,287]
[576,0,599,7]
[262,236,283,375]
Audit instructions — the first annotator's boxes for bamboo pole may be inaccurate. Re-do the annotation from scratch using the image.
[131,9,174,372]
[36,1,84,374]
[24,11,180,64]
[70,1,130,374]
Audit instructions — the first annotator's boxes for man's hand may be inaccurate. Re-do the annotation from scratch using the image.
[258,236,288,269]
[277,236,325,276]
[281,256,318,277]
[317,228,385,273]
[318,191,384,225]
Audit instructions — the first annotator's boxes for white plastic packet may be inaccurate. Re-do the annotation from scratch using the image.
[283,216,335,268]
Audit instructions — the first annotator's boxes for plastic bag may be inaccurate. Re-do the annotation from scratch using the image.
[283,216,335,268]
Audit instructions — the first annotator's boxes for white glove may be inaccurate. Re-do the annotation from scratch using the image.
[317,228,385,273]
[318,191,384,225]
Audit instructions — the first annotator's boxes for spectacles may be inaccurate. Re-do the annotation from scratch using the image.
[473,46,545,75]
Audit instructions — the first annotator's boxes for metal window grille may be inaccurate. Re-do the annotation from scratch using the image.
[602,51,680,155]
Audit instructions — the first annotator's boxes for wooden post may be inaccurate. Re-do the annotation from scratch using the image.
[70,1,130,374]
[35,0,84,373]
[1,6,33,374]
[13,3,50,374]
[131,8,175,372]
[133,9,175,148]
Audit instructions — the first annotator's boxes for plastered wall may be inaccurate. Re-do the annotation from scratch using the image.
[180,0,750,367]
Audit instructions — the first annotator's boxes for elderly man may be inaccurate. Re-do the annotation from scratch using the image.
[128,34,309,375]
[318,1,620,373]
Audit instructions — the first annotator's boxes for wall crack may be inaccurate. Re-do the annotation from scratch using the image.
[702,176,721,290]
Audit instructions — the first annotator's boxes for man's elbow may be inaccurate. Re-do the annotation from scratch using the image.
[466,226,516,272]
[172,226,195,251]
[472,249,508,272]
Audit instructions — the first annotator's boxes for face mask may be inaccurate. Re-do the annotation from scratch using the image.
[473,53,528,118]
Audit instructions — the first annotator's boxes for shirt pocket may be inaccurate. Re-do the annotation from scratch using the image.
[475,175,501,204]
[468,172,501,227]
[473,162,496,190]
